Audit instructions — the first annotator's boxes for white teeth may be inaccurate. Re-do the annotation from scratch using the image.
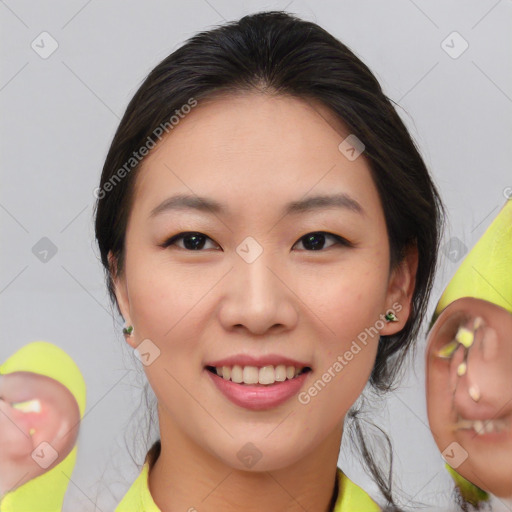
[231,365,243,383]
[259,366,275,385]
[243,366,259,384]
[275,365,286,382]
[211,364,308,385]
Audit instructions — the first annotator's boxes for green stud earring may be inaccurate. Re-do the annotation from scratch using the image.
[385,312,399,322]
[122,325,134,336]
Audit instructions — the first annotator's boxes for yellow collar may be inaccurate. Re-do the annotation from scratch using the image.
[115,462,380,511]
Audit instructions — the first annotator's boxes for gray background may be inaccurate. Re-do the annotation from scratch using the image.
[1,1,510,511]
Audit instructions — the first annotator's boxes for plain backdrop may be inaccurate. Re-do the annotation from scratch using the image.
[1,1,510,511]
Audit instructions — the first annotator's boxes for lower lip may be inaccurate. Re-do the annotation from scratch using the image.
[206,369,310,411]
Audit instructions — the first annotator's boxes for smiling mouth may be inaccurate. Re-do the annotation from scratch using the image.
[205,365,312,386]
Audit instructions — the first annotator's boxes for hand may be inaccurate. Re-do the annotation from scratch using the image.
[0,371,80,497]
[426,297,512,499]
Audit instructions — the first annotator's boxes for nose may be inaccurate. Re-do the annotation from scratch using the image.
[217,251,299,336]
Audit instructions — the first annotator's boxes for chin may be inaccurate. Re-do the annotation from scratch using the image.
[213,439,307,473]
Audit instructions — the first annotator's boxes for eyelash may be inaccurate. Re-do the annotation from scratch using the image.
[159,231,354,252]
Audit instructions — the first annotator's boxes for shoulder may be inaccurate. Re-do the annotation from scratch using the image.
[334,467,381,512]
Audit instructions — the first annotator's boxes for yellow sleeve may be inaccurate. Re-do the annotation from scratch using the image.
[115,462,161,512]
[334,468,381,512]
[0,341,86,512]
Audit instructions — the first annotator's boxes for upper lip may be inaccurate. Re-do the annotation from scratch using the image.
[205,354,312,369]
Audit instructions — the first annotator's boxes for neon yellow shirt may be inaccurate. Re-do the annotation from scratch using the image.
[115,463,380,511]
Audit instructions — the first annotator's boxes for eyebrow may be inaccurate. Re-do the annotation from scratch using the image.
[149,192,364,219]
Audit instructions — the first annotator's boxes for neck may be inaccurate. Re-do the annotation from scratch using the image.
[148,415,343,512]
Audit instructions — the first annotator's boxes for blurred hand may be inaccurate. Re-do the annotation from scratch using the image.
[0,371,80,496]
[426,297,512,498]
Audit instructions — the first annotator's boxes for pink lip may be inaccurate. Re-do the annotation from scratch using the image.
[206,369,310,411]
[205,354,311,369]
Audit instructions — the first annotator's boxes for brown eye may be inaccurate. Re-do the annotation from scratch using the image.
[161,232,220,251]
[293,232,353,251]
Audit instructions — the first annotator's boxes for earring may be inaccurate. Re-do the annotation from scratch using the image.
[385,312,399,322]
[122,325,134,336]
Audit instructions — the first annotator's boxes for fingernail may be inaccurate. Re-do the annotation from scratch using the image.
[473,317,484,330]
[455,327,474,348]
[12,399,41,413]
[436,339,459,359]
[468,385,481,402]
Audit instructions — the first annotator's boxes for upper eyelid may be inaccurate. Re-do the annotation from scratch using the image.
[163,231,351,249]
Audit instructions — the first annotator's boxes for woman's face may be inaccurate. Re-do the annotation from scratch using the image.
[111,93,415,471]
[426,297,512,498]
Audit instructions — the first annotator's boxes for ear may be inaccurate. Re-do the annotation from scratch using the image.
[380,244,419,336]
[0,372,80,495]
[108,251,134,346]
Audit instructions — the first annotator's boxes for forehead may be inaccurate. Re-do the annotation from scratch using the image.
[131,92,379,220]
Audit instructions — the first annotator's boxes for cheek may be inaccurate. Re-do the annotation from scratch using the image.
[125,255,221,393]
[300,260,390,346]
[127,254,213,339]
[296,333,379,439]
[295,266,388,419]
